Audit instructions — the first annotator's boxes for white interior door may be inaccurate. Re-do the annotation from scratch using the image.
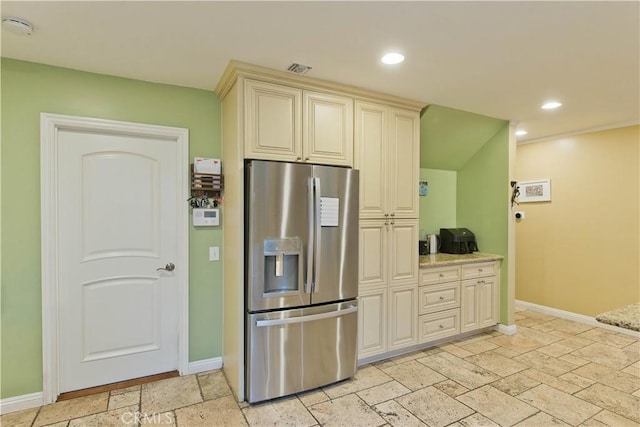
[56,127,181,393]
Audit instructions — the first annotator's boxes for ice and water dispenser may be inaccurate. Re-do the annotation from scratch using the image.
[262,237,303,295]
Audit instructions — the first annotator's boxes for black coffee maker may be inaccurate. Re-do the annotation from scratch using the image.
[440,228,478,254]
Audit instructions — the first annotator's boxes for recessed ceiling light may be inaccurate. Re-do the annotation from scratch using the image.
[541,101,562,110]
[381,52,405,65]
[2,17,33,36]
[515,130,528,137]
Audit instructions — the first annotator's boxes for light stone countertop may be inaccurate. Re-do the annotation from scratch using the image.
[419,252,504,268]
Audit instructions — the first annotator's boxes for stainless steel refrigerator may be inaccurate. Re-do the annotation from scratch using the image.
[245,160,359,403]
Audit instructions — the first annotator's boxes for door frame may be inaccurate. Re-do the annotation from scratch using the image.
[40,113,190,404]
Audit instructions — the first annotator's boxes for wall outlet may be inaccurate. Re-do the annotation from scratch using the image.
[209,246,220,261]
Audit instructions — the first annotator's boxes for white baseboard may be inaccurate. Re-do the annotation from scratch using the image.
[0,391,44,415]
[495,323,517,336]
[187,357,223,375]
[515,300,640,338]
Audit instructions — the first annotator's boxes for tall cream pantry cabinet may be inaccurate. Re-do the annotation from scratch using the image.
[355,101,421,359]
[215,61,424,401]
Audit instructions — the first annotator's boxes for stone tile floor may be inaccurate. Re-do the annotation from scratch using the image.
[3,307,639,426]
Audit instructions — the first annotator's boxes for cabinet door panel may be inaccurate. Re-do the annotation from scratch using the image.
[388,284,418,351]
[244,80,302,161]
[478,277,497,328]
[359,221,387,287]
[304,91,353,166]
[358,287,387,358]
[460,279,479,332]
[389,220,418,284]
[388,108,419,218]
[354,101,387,218]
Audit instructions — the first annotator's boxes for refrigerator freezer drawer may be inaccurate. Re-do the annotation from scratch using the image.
[246,301,358,403]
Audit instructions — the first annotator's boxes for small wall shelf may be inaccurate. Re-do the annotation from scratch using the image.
[191,164,224,198]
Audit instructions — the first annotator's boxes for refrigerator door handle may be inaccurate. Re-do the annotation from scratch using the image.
[255,305,357,327]
[313,177,322,293]
[306,177,315,293]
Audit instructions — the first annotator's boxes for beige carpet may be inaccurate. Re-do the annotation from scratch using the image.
[596,302,640,332]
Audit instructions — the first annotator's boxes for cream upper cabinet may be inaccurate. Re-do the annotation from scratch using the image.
[244,79,302,162]
[354,102,388,218]
[388,108,420,218]
[355,101,419,219]
[303,91,353,166]
[244,79,353,166]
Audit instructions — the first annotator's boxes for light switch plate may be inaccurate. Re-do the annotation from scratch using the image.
[209,246,220,261]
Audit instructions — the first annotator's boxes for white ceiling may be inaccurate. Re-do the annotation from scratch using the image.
[2,1,638,143]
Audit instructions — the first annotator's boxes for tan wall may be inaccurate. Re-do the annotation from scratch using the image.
[515,125,639,317]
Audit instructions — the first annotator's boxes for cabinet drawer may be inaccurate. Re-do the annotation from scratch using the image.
[419,266,460,286]
[461,262,496,279]
[418,282,459,315]
[419,309,460,343]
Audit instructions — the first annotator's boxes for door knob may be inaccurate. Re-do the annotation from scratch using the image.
[157,263,175,272]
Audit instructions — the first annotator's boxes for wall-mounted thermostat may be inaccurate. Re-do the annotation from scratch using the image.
[193,208,220,226]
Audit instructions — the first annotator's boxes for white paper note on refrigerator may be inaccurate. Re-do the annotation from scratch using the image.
[320,197,339,227]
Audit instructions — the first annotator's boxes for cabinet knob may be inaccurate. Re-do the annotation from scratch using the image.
[296,157,301,161]
[384,213,389,217]
[478,269,483,272]
[305,157,310,161]
[390,213,395,217]
[439,273,444,278]
[439,296,444,300]
[439,324,444,329]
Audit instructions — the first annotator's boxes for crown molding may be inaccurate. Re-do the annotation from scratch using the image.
[215,60,426,111]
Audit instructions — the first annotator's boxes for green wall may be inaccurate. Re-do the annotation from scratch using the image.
[457,124,510,322]
[0,59,222,398]
[421,105,506,170]
[419,168,457,236]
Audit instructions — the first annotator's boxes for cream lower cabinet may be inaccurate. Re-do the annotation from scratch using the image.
[358,219,418,358]
[420,260,499,340]
[460,275,498,332]
[460,262,499,332]
[243,79,353,166]
[358,286,387,358]
[418,266,461,343]
[388,283,418,351]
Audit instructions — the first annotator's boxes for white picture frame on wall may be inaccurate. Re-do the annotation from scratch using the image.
[519,179,551,203]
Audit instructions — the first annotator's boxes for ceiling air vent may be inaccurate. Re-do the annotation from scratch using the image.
[287,63,312,75]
